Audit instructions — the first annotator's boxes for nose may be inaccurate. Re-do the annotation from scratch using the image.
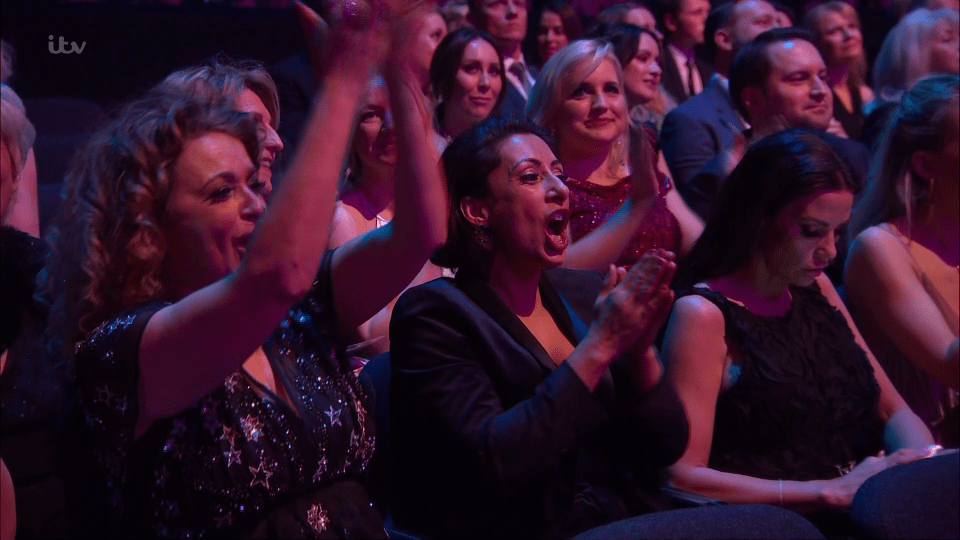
[264,124,283,155]
[241,185,267,221]
[546,171,569,202]
[651,60,662,75]
[506,1,517,16]
[811,75,828,97]
[478,70,490,90]
[818,231,838,262]
[382,109,395,132]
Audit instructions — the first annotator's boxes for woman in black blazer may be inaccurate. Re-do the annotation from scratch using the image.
[388,115,824,539]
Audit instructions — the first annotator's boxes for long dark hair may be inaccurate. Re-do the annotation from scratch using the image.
[674,129,856,289]
[432,115,556,270]
[430,27,506,127]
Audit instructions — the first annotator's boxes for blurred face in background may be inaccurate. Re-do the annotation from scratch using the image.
[537,10,569,63]
[236,89,283,198]
[626,6,661,38]
[729,0,779,49]
[929,18,960,75]
[353,77,396,175]
[446,38,503,134]
[622,33,663,105]
[815,9,864,65]
[479,0,528,48]
[745,40,833,131]
[666,0,711,46]
[412,11,449,89]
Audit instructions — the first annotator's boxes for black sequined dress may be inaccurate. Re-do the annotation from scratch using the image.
[682,284,886,482]
[75,254,382,538]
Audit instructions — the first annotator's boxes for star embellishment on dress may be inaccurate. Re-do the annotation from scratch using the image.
[95,386,114,405]
[240,414,263,441]
[223,446,242,467]
[248,460,274,490]
[312,457,328,482]
[220,425,239,446]
[307,503,330,533]
[324,405,342,426]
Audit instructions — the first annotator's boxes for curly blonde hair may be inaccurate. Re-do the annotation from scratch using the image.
[41,91,260,356]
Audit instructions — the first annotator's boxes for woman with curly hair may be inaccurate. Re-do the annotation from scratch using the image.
[40,3,447,536]
[846,75,959,446]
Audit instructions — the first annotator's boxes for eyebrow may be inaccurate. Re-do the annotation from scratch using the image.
[201,166,257,191]
[508,158,562,174]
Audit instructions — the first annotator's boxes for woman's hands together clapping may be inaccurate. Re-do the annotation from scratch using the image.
[590,249,676,362]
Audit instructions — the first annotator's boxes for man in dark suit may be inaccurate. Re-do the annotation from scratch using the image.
[694,27,871,282]
[660,0,779,218]
[656,0,713,105]
[469,0,535,117]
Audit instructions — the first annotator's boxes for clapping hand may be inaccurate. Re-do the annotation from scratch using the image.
[591,249,676,361]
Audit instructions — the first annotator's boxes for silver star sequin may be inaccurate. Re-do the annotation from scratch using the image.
[307,502,330,533]
[324,405,342,426]
[312,457,328,482]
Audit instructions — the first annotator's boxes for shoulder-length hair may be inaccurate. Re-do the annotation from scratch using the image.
[158,56,281,131]
[805,2,868,90]
[873,8,960,103]
[850,75,959,241]
[431,115,556,270]
[674,129,856,289]
[526,38,625,129]
[430,27,506,122]
[40,91,260,357]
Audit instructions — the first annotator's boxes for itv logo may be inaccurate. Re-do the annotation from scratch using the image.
[48,35,86,55]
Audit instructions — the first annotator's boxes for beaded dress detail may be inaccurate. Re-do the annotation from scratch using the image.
[683,284,885,481]
[75,253,381,538]
[566,171,681,267]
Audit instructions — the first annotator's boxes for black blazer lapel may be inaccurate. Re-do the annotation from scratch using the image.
[456,270,558,374]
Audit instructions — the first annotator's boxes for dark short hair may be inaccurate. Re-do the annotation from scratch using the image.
[430,27,507,119]
[729,27,816,118]
[674,129,856,289]
[432,115,556,269]
[586,22,662,69]
[702,2,736,63]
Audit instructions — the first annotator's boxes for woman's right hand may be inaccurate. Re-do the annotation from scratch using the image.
[589,249,676,361]
[820,448,930,509]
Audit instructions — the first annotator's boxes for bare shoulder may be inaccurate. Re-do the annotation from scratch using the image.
[669,293,726,335]
[847,225,915,280]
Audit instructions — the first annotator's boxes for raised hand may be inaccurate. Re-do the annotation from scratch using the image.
[590,249,676,360]
[626,124,660,209]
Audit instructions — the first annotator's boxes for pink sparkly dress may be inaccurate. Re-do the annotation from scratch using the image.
[566,170,682,267]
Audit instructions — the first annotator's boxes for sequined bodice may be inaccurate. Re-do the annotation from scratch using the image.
[76,264,380,538]
[566,172,681,267]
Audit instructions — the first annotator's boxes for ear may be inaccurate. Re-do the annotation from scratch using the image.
[740,86,764,119]
[715,28,734,52]
[910,150,935,180]
[460,196,490,228]
[663,12,679,34]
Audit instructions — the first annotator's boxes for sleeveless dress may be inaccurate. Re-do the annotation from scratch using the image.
[75,253,383,538]
[833,84,865,142]
[566,171,682,268]
[682,284,885,481]
[852,224,959,445]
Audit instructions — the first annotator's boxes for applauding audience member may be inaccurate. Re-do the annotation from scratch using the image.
[41,1,447,535]
[846,74,959,446]
[389,115,823,540]
[528,39,702,270]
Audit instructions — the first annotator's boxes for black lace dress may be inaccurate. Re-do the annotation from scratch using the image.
[683,284,885,482]
[75,254,383,538]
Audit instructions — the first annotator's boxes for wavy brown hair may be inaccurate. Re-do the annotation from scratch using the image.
[40,91,260,357]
